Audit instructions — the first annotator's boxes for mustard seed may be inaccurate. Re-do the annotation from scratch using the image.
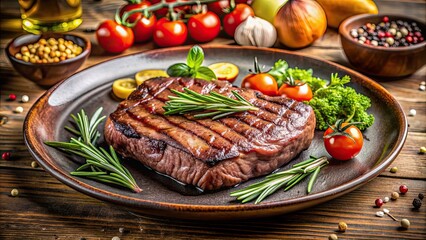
[390,167,398,173]
[391,192,400,200]
[329,234,338,240]
[11,188,19,197]
[338,222,347,232]
[400,219,410,229]
[31,161,38,168]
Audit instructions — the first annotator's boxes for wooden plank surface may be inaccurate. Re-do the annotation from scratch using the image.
[1,0,425,239]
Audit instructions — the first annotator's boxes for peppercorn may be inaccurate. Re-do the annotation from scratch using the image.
[412,198,422,209]
[338,222,347,232]
[14,106,24,113]
[21,95,30,103]
[400,219,410,229]
[390,167,398,173]
[8,94,17,101]
[2,152,11,160]
[399,185,408,194]
[418,193,424,200]
[391,192,400,200]
[329,234,338,240]
[11,188,19,197]
[375,198,384,207]
[31,161,38,168]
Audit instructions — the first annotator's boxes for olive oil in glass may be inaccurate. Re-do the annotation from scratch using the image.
[19,0,82,33]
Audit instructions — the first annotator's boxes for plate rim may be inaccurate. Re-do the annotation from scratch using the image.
[23,45,408,215]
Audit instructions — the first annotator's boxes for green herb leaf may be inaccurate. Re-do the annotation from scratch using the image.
[44,108,142,193]
[231,156,328,204]
[268,59,289,88]
[163,88,258,119]
[167,63,193,77]
[186,45,204,69]
[195,66,216,81]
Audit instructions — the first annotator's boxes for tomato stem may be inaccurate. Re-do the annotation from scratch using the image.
[119,0,221,26]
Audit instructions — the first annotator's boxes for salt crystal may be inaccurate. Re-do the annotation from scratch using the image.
[376,211,384,217]
[383,197,390,203]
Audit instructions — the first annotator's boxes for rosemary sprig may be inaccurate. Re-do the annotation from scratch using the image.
[45,107,142,193]
[163,88,259,120]
[230,156,328,204]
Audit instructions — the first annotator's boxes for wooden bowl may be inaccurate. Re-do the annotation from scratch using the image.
[339,14,426,77]
[6,33,91,86]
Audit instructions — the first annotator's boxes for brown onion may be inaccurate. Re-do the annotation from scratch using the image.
[274,0,327,48]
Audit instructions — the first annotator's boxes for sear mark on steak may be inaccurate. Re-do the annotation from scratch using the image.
[104,77,316,191]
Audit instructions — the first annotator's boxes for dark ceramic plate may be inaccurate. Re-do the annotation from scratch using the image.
[24,46,407,220]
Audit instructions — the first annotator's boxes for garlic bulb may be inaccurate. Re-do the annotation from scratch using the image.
[234,16,277,48]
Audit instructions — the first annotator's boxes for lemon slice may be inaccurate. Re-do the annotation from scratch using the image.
[135,69,169,85]
[112,78,137,99]
[208,62,239,82]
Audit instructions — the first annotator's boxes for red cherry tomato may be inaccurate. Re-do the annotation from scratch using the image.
[323,121,364,160]
[242,73,278,96]
[119,1,151,23]
[133,14,157,42]
[153,18,187,47]
[188,11,221,43]
[278,80,313,101]
[96,20,134,53]
[223,3,254,37]
[207,0,229,18]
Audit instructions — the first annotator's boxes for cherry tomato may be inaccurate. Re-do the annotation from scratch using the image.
[208,62,239,82]
[188,12,221,43]
[223,3,254,37]
[153,18,187,47]
[96,20,134,53]
[242,73,278,96]
[323,121,364,160]
[207,0,229,18]
[112,78,137,99]
[132,14,157,42]
[119,1,151,23]
[278,80,313,101]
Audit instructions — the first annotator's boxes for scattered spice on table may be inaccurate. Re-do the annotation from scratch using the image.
[31,161,38,168]
[2,152,11,160]
[419,147,426,154]
[338,222,347,232]
[408,109,416,116]
[328,234,338,240]
[412,198,422,209]
[384,197,390,203]
[391,192,400,200]
[8,93,16,101]
[390,167,398,173]
[399,185,408,194]
[383,208,398,221]
[21,95,29,103]
[418,193,424,200]
[376,211,385,217]
[111,237,120,240]
[375,198,384,207]
[14,106,24,113]
[400,219,410,229]
[10,188,19,197]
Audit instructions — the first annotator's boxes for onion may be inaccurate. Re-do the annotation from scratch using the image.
[273,0,327,48]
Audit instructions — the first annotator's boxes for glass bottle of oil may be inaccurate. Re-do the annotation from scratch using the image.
[19,0,82,33]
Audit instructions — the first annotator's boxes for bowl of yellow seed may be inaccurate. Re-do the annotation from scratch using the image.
[6,33,91,86]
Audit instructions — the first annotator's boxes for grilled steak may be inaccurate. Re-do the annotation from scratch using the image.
[104,77,316,191]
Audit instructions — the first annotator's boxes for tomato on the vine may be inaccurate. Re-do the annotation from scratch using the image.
[119,1,151,23]
[188,11,220,42]
[278,79,313,101]
[323,120,364,160]
[96,20,134,53]
[223,3,254,37]
[132,15,157,42]
[242,58,278,96]
[207,0,229,18]
[150,0,190,17]
[153,18,187,47]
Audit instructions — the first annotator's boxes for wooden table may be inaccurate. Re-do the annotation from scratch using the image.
[1,0,425,239]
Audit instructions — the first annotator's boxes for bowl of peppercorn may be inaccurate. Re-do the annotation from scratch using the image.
[339,14,426,78]
[6,33,91,86]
